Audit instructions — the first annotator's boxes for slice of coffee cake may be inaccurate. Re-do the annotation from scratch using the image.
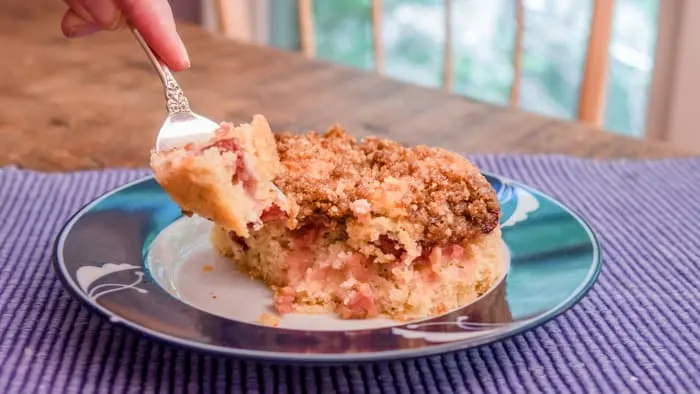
[210,125,505,321]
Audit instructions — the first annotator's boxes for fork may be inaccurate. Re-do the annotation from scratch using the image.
[130,26,220,152]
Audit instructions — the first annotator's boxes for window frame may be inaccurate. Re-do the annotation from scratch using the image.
[645,0,697,151]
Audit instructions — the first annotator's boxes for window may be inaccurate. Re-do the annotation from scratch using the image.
[269,0,659,138]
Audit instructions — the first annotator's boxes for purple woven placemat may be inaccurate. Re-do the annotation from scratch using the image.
[0,154,699,393]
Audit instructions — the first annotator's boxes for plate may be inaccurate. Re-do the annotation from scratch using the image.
[53,172,601,363]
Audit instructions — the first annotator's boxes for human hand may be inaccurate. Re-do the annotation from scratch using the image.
[60,0,190,71]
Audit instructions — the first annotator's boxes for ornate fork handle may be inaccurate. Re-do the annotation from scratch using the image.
[162,71,191,114]
[130,27,191,115]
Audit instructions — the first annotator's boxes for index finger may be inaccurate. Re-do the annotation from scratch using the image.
[117,0,190,71]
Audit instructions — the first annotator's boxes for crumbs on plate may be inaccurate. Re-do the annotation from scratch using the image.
[257,313,280,327]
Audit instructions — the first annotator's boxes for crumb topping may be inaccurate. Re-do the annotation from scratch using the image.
[274,126,500,246]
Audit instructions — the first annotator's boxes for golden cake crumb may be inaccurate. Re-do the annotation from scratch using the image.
[257,313,280,327]
[202,264,213,272]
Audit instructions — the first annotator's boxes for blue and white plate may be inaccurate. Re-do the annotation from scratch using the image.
[53,172,601,363]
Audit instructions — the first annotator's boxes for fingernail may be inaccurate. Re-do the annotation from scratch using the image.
[66,22,101,38]
[176,35,191,69]
[61,9,95,38]
[84,0,121,29]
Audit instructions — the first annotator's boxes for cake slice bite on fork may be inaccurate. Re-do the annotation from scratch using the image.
[150,114,289,238]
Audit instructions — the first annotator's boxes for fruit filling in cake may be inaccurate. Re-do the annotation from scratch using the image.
[151,115,505,321]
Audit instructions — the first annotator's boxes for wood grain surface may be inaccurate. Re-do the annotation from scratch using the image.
[0,0,689,172]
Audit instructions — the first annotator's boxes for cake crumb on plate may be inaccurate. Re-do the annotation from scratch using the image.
[257,313,280,327]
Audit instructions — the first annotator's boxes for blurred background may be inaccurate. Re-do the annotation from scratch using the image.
[169,0,698,151]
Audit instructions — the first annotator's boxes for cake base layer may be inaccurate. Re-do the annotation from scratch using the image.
[211,223,505,321]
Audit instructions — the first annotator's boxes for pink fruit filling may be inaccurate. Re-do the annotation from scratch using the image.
[251,222,479,319]
[375,235,404,259]
[336,283,378,319]
[200,139,260,194]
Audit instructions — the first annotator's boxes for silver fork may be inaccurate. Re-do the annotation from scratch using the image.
[130,27,219,152]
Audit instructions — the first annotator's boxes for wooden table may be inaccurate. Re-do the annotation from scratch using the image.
[0,0,689,172]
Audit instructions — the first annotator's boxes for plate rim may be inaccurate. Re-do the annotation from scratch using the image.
[52,171,603,364]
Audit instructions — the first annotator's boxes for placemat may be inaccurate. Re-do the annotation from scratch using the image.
[0,154,698,393]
